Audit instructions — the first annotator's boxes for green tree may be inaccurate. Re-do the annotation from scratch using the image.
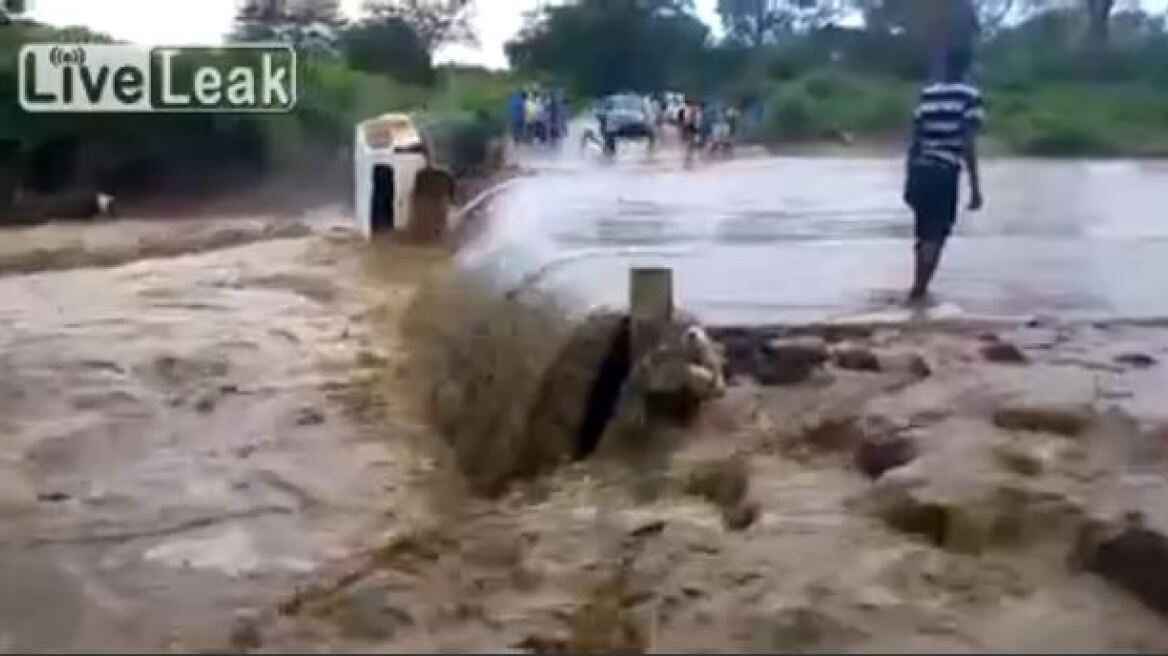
[230,0,345,55]
[717,0,844,46]
[362,0,478,52]
[1085,0,1117,46]
[855,0,979,44]
[341,16,435,84]
[506,0,709,96]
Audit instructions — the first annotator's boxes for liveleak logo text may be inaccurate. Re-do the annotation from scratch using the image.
[19,44,297,113]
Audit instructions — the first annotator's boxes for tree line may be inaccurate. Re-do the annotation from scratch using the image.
[232,0,479,85]
[505,0,1167,96]
[502,0,1168,155]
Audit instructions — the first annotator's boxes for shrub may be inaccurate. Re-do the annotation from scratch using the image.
[801,69,860,100]
[417,111,504,177]
[1009,111,1119,156]
[765,86,822,140]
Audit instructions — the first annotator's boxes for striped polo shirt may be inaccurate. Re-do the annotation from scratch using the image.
[912,81,984,167]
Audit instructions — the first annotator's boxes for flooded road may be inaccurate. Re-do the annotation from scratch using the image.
[463,154,1168,325]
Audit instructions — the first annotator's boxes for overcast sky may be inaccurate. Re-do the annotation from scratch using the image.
[28,0,720,70]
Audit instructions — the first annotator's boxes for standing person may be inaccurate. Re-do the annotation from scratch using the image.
[726,105,740,140]
[680,98,702,166]
[508,89,526,144]
[651,93,666,129]
[697,101,714,150]
[524,90,541,144]
[548,89,567,146]
[903,48,985,304]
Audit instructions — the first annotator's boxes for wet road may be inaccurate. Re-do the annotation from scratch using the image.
[462,152,1168,325]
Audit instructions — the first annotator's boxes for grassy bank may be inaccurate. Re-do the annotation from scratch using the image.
[752,68,1168,158]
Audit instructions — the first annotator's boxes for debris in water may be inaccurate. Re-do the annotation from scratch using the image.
[1115,352,1158,369]
[295,406,326,426]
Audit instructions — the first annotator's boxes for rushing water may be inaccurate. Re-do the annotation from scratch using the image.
[2,152,1168,651]
[461,155,1168,325]
[0,225,446,650]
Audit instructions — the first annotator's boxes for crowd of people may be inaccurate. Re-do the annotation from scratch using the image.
[508,87,569,147]
[667,96,742,158]
[507,84,760,164]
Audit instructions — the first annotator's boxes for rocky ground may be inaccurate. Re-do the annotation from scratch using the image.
[3,214,1168,652]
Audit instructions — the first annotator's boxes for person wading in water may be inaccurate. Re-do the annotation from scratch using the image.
[904,48,985,304]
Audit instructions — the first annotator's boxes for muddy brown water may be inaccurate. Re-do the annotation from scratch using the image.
[2,152,1168,652]
[0,220,453,650]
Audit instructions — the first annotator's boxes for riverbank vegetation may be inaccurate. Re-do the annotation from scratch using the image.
[0,1,517,215]
[507,0,1168,157]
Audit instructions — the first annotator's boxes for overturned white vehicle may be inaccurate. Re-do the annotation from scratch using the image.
[353,113,454,240]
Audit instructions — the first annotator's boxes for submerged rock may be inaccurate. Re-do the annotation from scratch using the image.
[866,469,949,547]
[1076,513,1168,617]
[1115,352,1158,369]
[832,346,882,373]
[754,337,830,386]
[722,501,760,532]
[993,403,1093,437]
[855,432,920,479]
[295,406,326,426]
[981,341,1029,365]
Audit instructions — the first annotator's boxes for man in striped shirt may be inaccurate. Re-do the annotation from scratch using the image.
[904,48,985,303]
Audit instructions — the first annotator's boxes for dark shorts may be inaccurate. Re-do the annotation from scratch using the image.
[905,158,959,243]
